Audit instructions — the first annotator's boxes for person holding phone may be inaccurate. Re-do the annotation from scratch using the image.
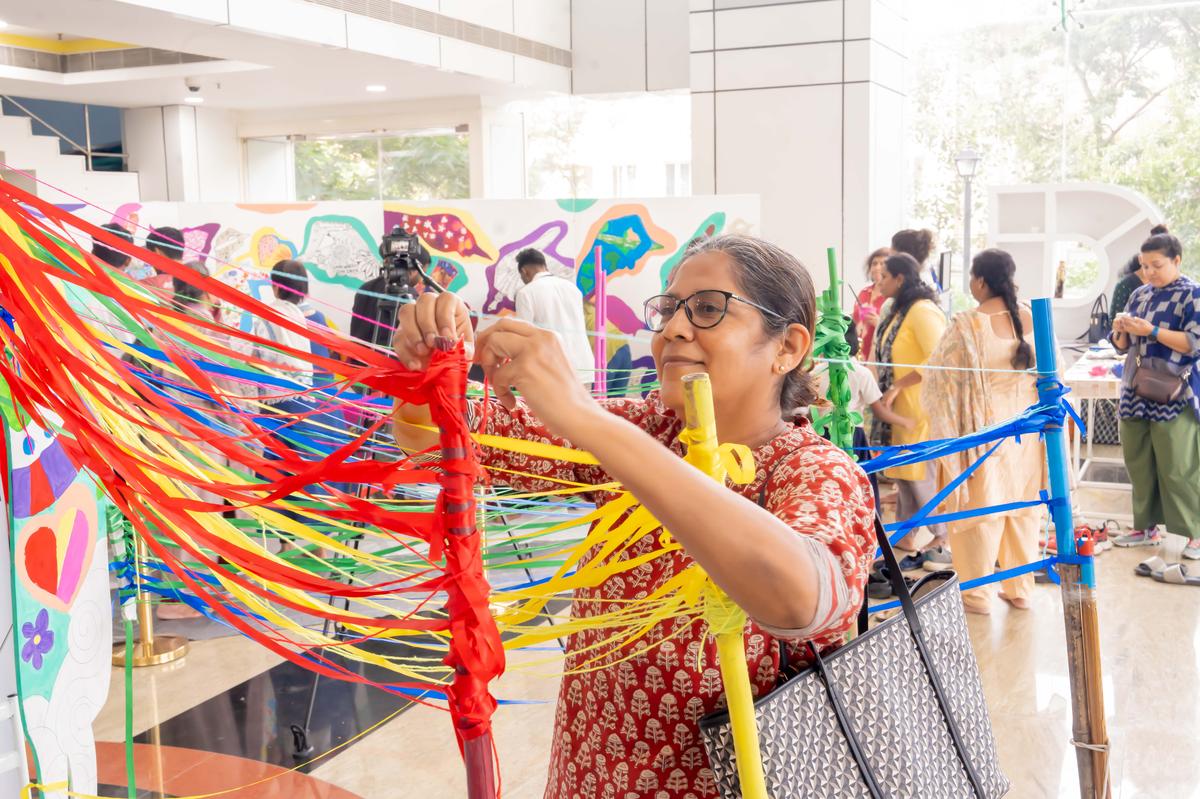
[1110,230,1200,561]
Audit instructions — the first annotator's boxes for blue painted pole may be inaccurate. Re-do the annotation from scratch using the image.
[1032,298,1080,563]
[1031,297,1110,799]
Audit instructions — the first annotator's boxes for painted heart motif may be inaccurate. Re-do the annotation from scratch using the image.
[15,481,98,613]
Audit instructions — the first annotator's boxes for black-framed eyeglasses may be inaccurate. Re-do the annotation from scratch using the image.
[643,289,785,333]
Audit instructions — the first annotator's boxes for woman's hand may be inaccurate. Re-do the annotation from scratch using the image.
[1121,316,1154,337]
[880,385,900,410]
[863,309,880,327]
[474,318,597,439]
[896,414,915,431]
[392,292,474,371]
[391,292,474,452]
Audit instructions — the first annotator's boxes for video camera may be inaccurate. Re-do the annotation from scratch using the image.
[378,226,422,295]
[377,225,444,299]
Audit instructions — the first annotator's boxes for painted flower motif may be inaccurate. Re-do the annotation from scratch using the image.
[20,608,54,670]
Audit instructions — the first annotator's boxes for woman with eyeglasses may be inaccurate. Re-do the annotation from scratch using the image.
[392,234,875,799]
[872,252,949,565]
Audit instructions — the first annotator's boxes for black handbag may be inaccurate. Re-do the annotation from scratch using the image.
[699,517,1009,798]
[1087,294,1111,344]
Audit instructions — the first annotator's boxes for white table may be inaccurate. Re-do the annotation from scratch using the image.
[1062,351,1131,523]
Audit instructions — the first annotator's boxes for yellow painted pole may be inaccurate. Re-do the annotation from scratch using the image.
[681,373,769,799]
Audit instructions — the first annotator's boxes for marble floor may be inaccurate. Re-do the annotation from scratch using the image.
[89,499,1199,798]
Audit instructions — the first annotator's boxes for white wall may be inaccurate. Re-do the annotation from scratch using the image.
[515,0,572,50]
[196,109,243,201]
[691,0,908,290]
[244,138,293,202]
[124,106,243,202]
[572,0,689,93]
[124,107,171,201]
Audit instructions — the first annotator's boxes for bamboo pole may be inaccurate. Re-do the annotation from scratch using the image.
[1032,298,1111,799]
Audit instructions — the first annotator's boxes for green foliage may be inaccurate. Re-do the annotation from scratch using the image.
[294,133,469,202]
[294,138,379,201]
[910,3,1200,278]
[381,134,469,200]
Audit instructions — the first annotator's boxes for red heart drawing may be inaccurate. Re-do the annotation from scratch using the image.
[24,526,59,597]
[15,481,98,612]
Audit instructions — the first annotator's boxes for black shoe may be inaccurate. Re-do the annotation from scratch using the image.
[898,552,929,571]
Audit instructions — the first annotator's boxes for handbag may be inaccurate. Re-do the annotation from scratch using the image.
[699,517,1009,798]
[1132,353,1191,404]
[1086,294,1111,344]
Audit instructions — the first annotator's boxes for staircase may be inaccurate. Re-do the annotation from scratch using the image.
[0,113,140,208]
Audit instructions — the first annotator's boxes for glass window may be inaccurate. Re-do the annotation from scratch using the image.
[294,137,381,202]
[517,92,691,199]
[291,129,469,202]
[380,131,469,200]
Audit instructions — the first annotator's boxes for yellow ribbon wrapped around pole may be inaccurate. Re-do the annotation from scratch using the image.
[679,373,770,799]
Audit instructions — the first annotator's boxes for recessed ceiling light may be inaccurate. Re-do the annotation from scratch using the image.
[365,84,387,93]
[184,96,204,104]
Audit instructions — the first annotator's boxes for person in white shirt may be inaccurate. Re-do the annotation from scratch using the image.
[514,248,594,386]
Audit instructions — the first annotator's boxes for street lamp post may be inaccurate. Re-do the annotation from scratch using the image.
[956,147,982,295]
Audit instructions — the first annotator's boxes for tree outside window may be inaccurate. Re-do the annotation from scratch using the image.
[293,131,469,201]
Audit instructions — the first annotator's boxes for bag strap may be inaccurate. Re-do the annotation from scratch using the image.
[756,453,987,796]
[808,640,885,799]
[871,515,989,797]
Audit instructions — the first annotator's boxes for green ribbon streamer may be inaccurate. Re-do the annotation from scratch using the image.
[123,615,136,799]
[809,248,860,456]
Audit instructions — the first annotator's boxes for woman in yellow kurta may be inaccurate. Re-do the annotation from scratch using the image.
[873,252,948,555]
[925,249,1045,614]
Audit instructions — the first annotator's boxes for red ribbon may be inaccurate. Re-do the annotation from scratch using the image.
[0,180,503,769]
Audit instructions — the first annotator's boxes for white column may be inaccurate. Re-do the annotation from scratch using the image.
[690,0,907,291]
[124,106,242,202]
[479,105,527,199]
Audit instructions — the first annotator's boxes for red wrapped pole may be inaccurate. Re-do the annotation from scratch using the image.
[428,340,501,799]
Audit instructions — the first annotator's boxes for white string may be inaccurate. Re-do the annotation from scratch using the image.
[816,357,1039,376]
[1070,739,1112,797]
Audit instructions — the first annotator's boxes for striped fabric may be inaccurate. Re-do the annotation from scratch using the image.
[1115,276,1200,422]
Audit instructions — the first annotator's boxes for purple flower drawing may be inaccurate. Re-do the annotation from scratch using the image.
[21,609,54,670]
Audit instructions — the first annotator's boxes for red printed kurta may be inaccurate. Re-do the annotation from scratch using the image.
[474,391,876,799]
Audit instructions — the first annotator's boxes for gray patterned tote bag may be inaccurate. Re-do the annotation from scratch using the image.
[699,517,1009,798]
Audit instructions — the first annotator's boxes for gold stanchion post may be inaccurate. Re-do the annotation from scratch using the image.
[112,532,188,667]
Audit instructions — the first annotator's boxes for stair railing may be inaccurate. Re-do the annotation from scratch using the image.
[0,95,128,172]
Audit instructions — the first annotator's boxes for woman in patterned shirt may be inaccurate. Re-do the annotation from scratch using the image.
[1111,230,1200,559]
[393,234,876,799]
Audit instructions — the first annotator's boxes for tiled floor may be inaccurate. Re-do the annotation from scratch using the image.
[90,500,1200,798]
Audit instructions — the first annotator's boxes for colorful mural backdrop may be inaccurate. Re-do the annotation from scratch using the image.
[5,414,112,799]
[81,196,760,374]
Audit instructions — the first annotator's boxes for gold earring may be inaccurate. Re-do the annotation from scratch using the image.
[777,364,787,373]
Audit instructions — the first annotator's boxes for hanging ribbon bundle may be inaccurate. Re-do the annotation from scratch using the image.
[0,176,800,797]
[0,180,505,785]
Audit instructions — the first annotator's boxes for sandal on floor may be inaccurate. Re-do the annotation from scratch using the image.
[1153,563,1200,586]
[1135,555,1168,578]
